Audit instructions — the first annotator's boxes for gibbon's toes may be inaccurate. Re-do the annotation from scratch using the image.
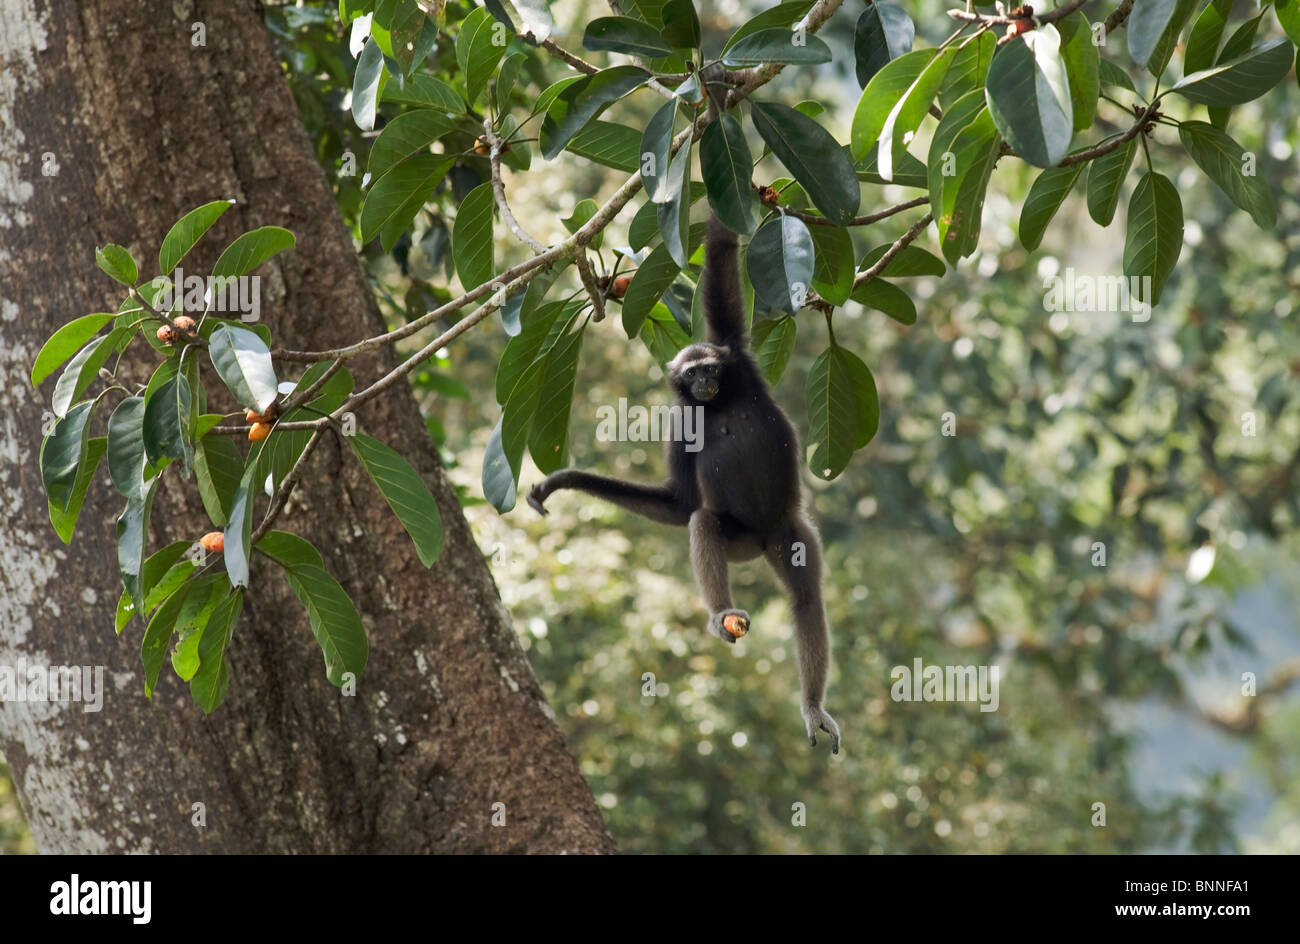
[709,609,750,644]
[803,706,841,755]
[526,486,548,516]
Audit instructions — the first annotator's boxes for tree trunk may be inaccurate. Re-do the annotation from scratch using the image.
[0,0,614,853]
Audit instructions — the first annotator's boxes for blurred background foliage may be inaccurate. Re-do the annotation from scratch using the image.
[4,0,1298,854]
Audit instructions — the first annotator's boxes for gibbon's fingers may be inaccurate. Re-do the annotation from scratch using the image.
[527,485,549,516]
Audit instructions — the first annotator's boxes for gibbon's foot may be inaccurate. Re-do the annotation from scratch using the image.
[802,704,841,755]
[526,482,549,516]
[708,608,750,644]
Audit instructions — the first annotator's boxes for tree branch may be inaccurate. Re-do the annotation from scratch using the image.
[777,195,931,228]
[575,251,607,323]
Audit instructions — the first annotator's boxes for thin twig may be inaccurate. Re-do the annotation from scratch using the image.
[777,195,931,228]
[485,119,547,253]
[249,425,328,545]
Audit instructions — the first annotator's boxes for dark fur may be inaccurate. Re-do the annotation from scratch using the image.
[528,217,840,752]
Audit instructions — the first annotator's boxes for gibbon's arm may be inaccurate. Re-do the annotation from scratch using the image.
[701,217,747,349]
[527,470,693,526]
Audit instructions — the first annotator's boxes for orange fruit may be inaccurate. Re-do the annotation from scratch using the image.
[722,613,748,638]
[199,532,224,553]
[248,421,272,442]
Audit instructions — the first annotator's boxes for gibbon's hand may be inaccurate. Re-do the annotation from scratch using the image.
[802,703,841,755]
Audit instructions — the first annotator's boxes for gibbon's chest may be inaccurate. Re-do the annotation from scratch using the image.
[696,399,791,480]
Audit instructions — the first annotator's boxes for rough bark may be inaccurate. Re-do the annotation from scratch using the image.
[0,0,615,853]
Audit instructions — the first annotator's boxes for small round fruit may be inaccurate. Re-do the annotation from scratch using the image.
[722,613,749,639]
[244,406,276,424]
[156,325,179,345]
[173,315,198,336]
[758,185,780,206]
[199,531,225,553]
[609,274,632,300]
[248,421,272,442]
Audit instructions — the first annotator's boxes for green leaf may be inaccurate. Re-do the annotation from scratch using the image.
[189,589,243,713]
[107,395,147,497]
[284,564,369,686]
[855,142,928,189]
[659,0,701,51]
[451,182,495,291]
[159,200,235,276]
[851,48,934,162]
[622,243,681,336]
[1147,0,1198,77]
[50,328,123,418]
[1128,0,1180,67]
[700,113,758,236]
[721,28,832,66]
[368,110,458,180]
[360,153,457,250]
[482,417,517,512]
[116,478,159,607]
[1086,138,1136,226]
[208,323,279,414]
[657,145,693,267]
[1276,0,1300,48]
[639,304,691,368]
[41,401,95,511]
[853,1,914,87]
[940,29,995,111]
[985,26,1073,169]
[540,66,649,160]
[928,91,999,264]
[641,99,680,203]
[1178,120,1275,230]
[859,243,945,277]
[349,434,444,566]
[526,314,585,474]
[1185,0,1233,74]
[806,343,877,480]
[170,577,228,682]
[1099,59,1137,93]
[31,313,117,387]
[1205,14,1264,127]
[723,1,814,52]
[211,226,296,279]
[194,434,244,527]
[48,437,106,544]
[562,198,602,247]
[141,573,204,697]
[567,120,642,172]
[752,317,797,385]
[808,225,855,305]
[1019,163,1084,251]
[751,101,861,224]
[851,278,916,325]
[746,214,814,314]
[383,73,465,111]
[143,374,192,468]
[873,46,956,184]
[583,16,674,57]
[1057,12,1100,131]
[1169,37,1293,105]
[223,460,259,589]
[352,37,385,131]
[256,531,326,570]
[1123,171,1184,306]
[96,244,138,286]
[457,6,509,106]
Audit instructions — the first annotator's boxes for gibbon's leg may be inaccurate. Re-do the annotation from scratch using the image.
[690,509,751,644]
[765,514,841,753]
[528,470,691,526]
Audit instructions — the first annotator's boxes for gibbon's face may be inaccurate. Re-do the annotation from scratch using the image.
[669,344,728,402]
